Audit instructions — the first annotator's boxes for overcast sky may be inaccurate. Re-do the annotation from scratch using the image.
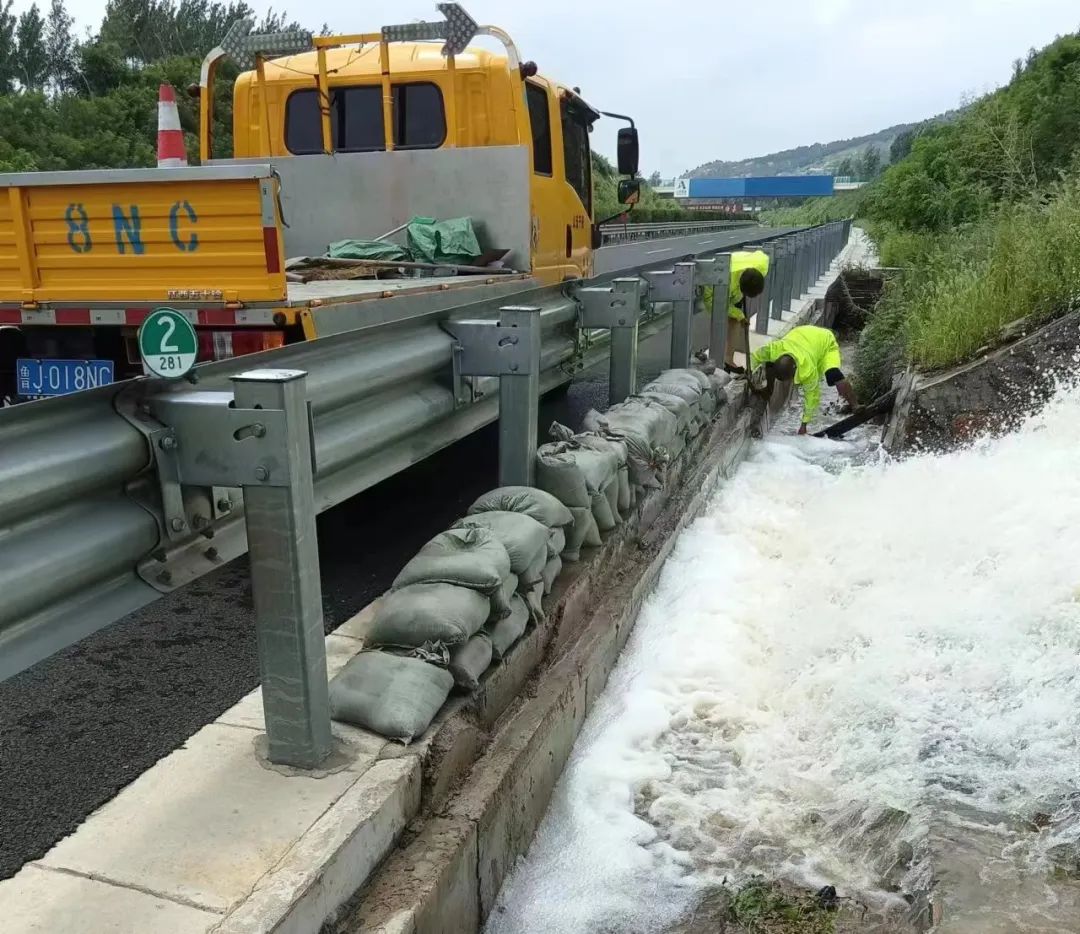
[38,0,1080,176]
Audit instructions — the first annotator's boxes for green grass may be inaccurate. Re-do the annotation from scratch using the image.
[760,190,866,227]
[853,176,1080,394]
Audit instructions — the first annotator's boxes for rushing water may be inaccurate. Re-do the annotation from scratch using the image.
[488,387,1080,934]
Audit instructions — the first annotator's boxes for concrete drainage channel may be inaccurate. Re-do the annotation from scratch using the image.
[332,379,776,934]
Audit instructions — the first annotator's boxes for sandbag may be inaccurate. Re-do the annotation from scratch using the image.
[535,446,590,507]
[490,572,518,620]
[562,505,598,562]
[568,445,619,493]
[605,398,678,448]
[487,594,529,660]
[453,511,551,577]
[329,651,453,743]
[541,555,562,595]
[368,582,489,648]
[585,403,674,490]
[548,527,566,558]
[572,434,632,516]
[394,527,511,595]
[519,544,548,589]
[651,380,713,420]
[592,482,618,533]
[448,633,494,693]
[525,581,546,625]
[467,486,574,530]
[582,507,603,546]
[659,367,710,391]
[639,390,694,434]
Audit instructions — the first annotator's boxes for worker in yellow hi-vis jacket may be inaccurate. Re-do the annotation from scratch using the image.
[750,324,859,434]
[723,250,769,373]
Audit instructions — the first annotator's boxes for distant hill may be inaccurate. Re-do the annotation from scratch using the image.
[688,112,959,178]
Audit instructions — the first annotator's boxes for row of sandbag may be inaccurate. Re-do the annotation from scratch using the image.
[535,368,720,555]
[327,486,574,743]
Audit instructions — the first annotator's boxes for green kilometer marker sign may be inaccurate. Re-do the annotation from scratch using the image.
[139,308,198,379]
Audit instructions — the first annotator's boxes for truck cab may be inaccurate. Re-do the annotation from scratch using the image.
[229,41,606,282]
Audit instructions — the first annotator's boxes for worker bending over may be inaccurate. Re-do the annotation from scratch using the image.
[723,250,769,373]
[750,325,859,434]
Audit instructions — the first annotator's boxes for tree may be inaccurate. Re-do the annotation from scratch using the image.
[0,0,17,93]
[45,0,75,93]
[858,145,881,180]
[835,157,855,178]
[647,170,662,186]
[15,4,48,91]
[889,129,916,165]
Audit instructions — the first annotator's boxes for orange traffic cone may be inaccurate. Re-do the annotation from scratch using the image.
[157,84,187,168]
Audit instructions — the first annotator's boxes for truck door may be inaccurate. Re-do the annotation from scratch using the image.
[525,81,593,282]
[559,97,593,279]
[525,80,572,283]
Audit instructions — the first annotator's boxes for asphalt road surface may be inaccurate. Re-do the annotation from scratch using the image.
[0,230,757,881]
[594,224,793,274]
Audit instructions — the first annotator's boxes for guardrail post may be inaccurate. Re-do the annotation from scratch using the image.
[754,243,775,335]
[446,306,541,487]
[705,253,732,366]
[670,261,697,368]
[782,237,795,313]
[771,240,789,320]
[497,307,541,486]
[792,232,805,301]
[232,369,333,770]
[575,277,643,405]
[643,262,697,369]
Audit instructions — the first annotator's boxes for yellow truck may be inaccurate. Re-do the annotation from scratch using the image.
[0,3,640,400]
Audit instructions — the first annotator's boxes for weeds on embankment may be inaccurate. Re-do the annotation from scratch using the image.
[851,177,1080,397]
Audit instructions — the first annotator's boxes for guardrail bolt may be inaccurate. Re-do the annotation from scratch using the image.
[254,466,270,482]
[252,423,267,438]
[192,514,209,530]
[157,570,172,585]
[204,547,219,560]
[170,517,186,532]
[159,435,177,451]
[216,498,232,512]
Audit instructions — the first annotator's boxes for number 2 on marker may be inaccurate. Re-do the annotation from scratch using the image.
[159,316,179,353]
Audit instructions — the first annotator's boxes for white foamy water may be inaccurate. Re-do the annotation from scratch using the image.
[488,388,1080,934]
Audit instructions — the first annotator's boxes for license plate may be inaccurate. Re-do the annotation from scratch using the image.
[16,358,115,397]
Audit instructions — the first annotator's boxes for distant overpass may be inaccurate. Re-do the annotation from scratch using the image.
[653,174,865,201]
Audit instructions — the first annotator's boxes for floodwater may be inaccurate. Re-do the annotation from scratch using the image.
[488,386,1080,933]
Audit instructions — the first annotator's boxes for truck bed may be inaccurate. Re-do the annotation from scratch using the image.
[292,272,537,337]
[287,273,529,305]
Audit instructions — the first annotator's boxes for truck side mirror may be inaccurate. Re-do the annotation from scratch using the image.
[617,127,639,177]
[618,178,641,205]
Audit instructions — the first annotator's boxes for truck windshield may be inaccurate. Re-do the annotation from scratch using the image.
[285,83,446,154]
[561,100,592,216]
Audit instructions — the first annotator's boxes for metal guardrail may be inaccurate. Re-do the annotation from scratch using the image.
[0,219,851,767]
[598,219,753,246]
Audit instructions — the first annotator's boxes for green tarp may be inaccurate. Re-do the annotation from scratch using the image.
[405,216,481,266]
[324,216,482,266]
[326,239,410,262]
